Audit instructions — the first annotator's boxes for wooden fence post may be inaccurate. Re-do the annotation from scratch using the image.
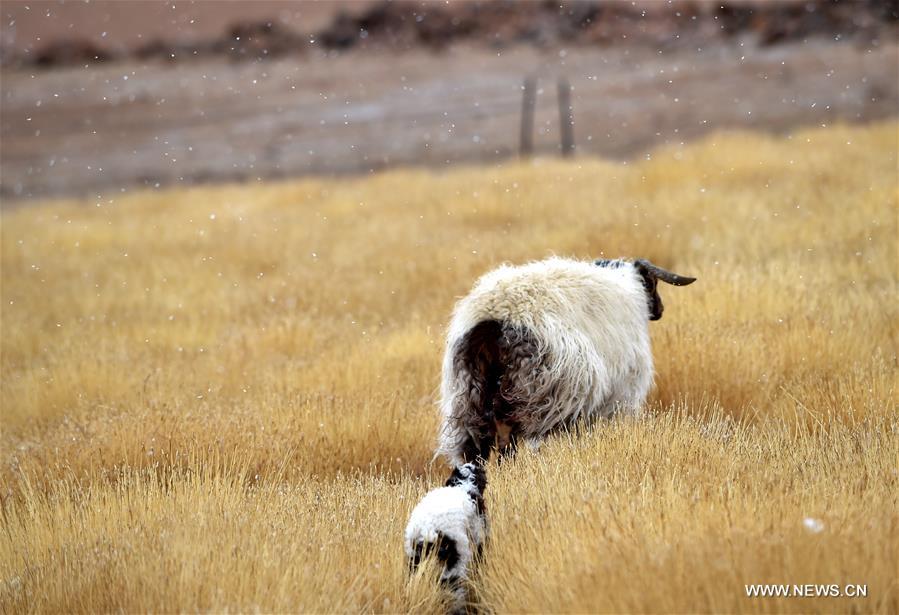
[557,77,574,156]
[520,76,536,157]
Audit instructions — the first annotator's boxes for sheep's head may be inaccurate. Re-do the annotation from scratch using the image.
[594,258,696,320]
[632,259,696,321]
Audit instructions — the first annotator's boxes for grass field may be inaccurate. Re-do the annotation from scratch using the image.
[1,121,897,613]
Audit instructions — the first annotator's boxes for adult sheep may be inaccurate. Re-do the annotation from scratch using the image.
[437,256,696,465]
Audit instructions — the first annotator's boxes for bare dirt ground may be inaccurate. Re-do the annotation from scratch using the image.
[2,38,896,203]
[0,1,896,203]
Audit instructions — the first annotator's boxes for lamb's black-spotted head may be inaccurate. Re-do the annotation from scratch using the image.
[445,462,487,517]
[445,463,486,495]
[408,532,461,578]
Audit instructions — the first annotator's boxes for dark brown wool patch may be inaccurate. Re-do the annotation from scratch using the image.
[452,319,543,463]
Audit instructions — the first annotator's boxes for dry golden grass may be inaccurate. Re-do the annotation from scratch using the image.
[1,121,897,613]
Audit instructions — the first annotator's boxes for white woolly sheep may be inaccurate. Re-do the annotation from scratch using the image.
[436,256,696,465]
[404,463,488,608]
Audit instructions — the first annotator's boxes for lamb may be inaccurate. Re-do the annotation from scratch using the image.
[437,256,696,465]
[404,463,488,608]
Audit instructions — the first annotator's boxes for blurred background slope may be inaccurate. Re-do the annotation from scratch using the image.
[1,0,897,202]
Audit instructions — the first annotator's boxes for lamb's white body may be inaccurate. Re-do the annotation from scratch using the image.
[438,257,654,465]
[405,463,487,610]
[404,488,485,575]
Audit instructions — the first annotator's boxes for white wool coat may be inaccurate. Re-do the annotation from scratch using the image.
[404,485,487,582]
[437,257,654,465]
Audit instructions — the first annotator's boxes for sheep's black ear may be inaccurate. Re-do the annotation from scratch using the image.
[633,259,696,320]
[634,261,664,321]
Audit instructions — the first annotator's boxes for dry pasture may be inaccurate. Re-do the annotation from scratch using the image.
[1,121,897,613]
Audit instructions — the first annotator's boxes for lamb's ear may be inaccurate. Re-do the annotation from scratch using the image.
[634,260,664,321]
[445,466,465,487]
[471,464,487,495]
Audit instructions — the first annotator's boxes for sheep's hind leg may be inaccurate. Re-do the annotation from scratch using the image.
[494,420,520,464]
[458,427,495,464]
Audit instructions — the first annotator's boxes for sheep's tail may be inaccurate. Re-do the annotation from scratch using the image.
[441,319,505,464]
[440,318,544,465]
